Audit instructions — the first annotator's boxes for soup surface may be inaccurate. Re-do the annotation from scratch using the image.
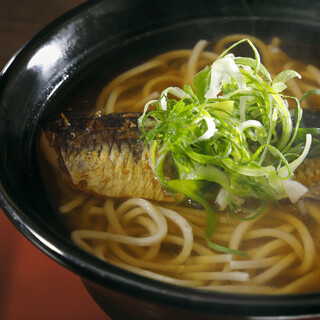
[39,34,320,294]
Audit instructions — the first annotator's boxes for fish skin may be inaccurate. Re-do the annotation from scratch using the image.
[293,109,320,199]
[294,156,320,200]
[41,112,176,202]
[41,111,320,203]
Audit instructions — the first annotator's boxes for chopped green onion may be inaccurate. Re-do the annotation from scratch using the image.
[139,39,319,255]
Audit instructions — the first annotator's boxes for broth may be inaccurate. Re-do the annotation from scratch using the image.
[38,34,320,294]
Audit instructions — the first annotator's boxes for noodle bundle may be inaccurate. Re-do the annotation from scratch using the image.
[55,35,320,294]
[64,195,320,293]
[96,34,320,114]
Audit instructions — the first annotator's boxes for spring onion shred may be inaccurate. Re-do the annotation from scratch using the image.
[139,39,319,255]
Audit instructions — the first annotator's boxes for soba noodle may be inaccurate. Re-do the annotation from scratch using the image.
[57,34,320,294]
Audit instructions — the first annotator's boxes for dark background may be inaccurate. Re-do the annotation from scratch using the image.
[0,0,108,319]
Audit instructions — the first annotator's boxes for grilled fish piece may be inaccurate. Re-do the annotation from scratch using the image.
[40,112,176,202]
[293,109,320,200]
[41,110,320,204]
[294,157,320,200]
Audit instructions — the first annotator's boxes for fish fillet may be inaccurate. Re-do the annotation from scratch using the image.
[294,157,320,199]
[40,111,320,203]
[41,112,176,202]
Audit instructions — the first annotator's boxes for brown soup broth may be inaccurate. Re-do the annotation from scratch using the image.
[38,36,320,294]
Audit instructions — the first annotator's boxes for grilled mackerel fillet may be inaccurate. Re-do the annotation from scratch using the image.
[40,111,320,203]
[40,112,176,202]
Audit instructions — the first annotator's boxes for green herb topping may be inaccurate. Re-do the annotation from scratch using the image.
[139,39,319,255]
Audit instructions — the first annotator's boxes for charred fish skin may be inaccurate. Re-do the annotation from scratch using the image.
[294,157,320,200]
[293,109,320,199]
[41,110,320,203]
[42,113,175,202]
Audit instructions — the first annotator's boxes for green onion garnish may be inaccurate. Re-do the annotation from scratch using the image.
[139,39,317,255]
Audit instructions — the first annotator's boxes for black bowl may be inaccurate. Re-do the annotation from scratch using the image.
[1,0,320,319]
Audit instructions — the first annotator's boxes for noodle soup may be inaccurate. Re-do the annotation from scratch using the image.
[39,34,320,295]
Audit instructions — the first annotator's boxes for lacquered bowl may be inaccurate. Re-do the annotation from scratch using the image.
[1,0,320,319]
